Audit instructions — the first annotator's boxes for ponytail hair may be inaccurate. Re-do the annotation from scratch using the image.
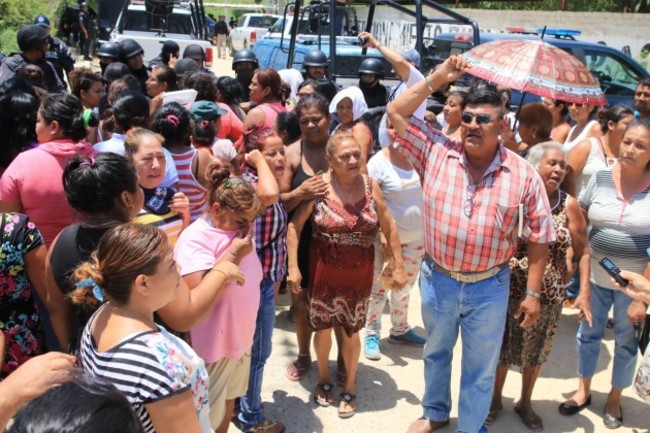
[39,93,87,142]
[63,153,139,215]
[151,102,191,144]
[70,224,171,307]
[206,160,263,216]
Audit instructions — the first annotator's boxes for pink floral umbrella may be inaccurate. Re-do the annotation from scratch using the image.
[462,38,607,106]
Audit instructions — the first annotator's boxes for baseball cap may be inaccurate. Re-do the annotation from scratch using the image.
[17,25,49,52]
[402,48,421,68]
[189,100,227,121]
[33,15,51,28]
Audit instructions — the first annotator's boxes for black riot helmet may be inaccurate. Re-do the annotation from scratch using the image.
[358,57,385,79]
[97,42,122,60]
[302,49,328,74]
[119,39,144,60]
[232,49,259,70]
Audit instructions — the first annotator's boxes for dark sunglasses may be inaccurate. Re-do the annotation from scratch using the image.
[461,112,497,125]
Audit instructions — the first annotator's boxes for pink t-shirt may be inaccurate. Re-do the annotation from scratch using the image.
[174,217,262,363]
[216,102,243,141]
[0,140,95,246]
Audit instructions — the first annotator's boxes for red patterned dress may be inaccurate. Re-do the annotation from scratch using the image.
[307,176,379,336]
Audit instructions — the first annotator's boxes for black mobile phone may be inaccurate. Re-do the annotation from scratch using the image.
[598,257,629,287]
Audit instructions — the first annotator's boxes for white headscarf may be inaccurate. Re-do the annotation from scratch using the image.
[329,86,368,122]
[278,68,304,100]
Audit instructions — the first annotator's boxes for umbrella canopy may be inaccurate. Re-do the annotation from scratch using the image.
[462,38,607,106]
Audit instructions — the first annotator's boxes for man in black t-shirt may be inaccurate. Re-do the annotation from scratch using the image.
[213,15,230,59]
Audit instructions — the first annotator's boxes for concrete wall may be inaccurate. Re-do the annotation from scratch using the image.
[363,7,649,66]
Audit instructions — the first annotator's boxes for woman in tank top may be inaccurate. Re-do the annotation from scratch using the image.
[564,105,635,197]
[280,94,351,384]
[563,102,602,153]
[243,68,287,131]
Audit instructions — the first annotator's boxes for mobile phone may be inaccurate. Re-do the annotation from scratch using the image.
[598,257,629,287]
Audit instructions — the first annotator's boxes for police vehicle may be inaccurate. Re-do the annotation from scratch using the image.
[109,0,214,65]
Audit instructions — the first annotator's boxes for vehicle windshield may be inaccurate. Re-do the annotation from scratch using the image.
[124,10,193,34]
[245,15,279,28]
[269,18,311,34]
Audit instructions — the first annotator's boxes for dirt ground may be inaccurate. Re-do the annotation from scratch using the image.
[259,288,647,433]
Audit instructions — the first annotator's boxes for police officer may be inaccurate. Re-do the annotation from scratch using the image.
[0,24,65,93]
[302,49,328,79]
[119,39,149,94]
[358,57,389,109]
[232,49,259,102]
[78,2,94,60]
[33,14,75,89]
[97,42,121,75]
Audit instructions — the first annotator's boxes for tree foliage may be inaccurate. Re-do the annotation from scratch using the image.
[0,0,62,53]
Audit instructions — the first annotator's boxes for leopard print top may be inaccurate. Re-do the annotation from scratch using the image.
[509,191,571,305]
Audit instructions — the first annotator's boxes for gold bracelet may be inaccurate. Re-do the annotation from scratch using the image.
[425,76,436,93]
[212,267,231,284]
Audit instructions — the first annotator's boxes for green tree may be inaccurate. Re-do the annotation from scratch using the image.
[0,0,62,53]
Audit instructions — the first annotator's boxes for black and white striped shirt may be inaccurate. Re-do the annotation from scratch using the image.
[79,307,211,433]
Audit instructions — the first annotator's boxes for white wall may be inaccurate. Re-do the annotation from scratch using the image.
[362,7,649,64]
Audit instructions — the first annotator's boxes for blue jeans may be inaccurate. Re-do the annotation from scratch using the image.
[237,277,276,429]
[420,260,510,433]
[577,282,638,389]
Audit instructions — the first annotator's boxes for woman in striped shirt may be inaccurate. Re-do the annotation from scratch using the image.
[151,102,212,221]
[75,223,242,433]
[560,122,650,429]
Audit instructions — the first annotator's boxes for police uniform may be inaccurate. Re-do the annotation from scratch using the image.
[45,37,75,89]
[34,15,75,89]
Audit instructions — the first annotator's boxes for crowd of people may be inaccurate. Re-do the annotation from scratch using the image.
[1,13,650,433]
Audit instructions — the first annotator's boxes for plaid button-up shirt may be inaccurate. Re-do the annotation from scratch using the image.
[243,168,288,281]
[394,117,555,273]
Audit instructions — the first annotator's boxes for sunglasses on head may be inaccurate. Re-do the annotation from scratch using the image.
[461,112,497,125]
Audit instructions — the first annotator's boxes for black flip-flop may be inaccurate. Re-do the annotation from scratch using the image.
[338,392,357,419]
[313,383,334,407]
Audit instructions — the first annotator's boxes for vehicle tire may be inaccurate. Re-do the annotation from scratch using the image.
[230,40,236,57]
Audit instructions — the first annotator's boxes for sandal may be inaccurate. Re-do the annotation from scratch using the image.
[484,403,503,426]
[285,354,311,381]
[313,383,334,407]
[514,405,543,432]
[338,392,357,419]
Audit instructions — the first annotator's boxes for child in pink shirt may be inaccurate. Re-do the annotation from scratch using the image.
[174,161,264,432]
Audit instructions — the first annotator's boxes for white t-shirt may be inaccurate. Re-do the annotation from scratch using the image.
[367,150,423,244]
[378,64,428,147]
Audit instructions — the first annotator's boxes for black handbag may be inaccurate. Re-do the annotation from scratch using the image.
[638,314,650,355]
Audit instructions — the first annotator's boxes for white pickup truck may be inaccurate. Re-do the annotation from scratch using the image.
[110,0,214,66]
[229,13,281,56]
